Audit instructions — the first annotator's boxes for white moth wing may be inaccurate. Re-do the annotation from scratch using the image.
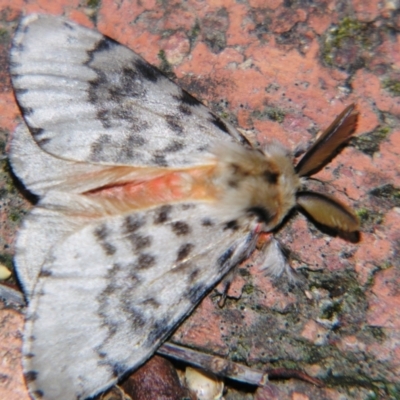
[10,124,167,298]
[11,14,249,168]
[10,124,110,196]
[13,191,108,300]
[10,123,170,197]
[24,202,256,400]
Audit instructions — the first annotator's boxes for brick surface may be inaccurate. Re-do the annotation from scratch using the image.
[0,1,399,398]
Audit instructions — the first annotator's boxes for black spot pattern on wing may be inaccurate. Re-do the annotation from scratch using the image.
[189,268,200,283]
[140,297,161,309]
[30,127,44,137]
[60,29,254,169]
[127,233,152,251]
[94,224,116,256]
[21,22,30,35]
[32,390,44,399]
[153,154,168,166]
[176,90,203,107]
[90,134,111,161]
[134,58,163,82]
[124,214,147,233]
[121,304,147,329]
[209,114,230,134]
[88,37,119,56]
[164,140,185,153]
[180,203,196,210]
[88,66,149,132]
[187,283,208,305]
[217,246,235,268]
[201,218,214,227]
[63,21,76,31]
[176,243,194,262]
[154,205,173,224]
[224,220,239,231]
[145,317,172,347]
[111,362,128,378]
[14,87,28,96]
[171,221,190,236]
[95,355,127,381]
[25,370,38,382]
[178,103,192,116]
[127,133,146,146]
[136,253,156,269]
[165,115,184,135]
[20,106,33,116]
[39,269,52,277]
[86,38,170,163]
[99,264,140,298]
[36,137,51,147]
[97,260,150,352]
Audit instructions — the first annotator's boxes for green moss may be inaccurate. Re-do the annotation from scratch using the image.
[356,208,384,227]
[320,300,342,320]
[356,208,369,223]
[365,392,378,400]
[322,17,370,68]
[242,283,254,295]
[252,107,285,123]
[357,325,386,348]
[9,210,23,223]
[368,326,386,342]
[331,18,365,44]
[87,0,100,8]
[382,79,400,96]
[157,50,176,80]
[189,20,201,43]
[0,253,13,270]
[157,50,167,66]
[2,161,18,195]
[0,27,9,43]
[356,208,383,227]
[352,126,390,156]
[370,184,400,207]
[267,108,285,123]
[387,383,400,398]
[0,138,5,154]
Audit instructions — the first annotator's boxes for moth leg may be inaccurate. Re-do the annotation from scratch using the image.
[266,367,323,387]
[256,235,295,280]
[217,269,236,308]
[217,229,287,307]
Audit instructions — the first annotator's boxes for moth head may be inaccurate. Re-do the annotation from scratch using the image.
[214,140,300,230]
[215,104,359,239]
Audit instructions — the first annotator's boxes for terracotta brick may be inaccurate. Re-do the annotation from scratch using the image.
[1,1,399,399]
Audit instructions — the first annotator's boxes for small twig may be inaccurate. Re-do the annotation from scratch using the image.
[158,342,323,387]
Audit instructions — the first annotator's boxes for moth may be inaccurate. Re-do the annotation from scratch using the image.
[10,14,359,400]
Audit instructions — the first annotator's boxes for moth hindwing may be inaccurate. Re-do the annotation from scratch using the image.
[10,14,359,400]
